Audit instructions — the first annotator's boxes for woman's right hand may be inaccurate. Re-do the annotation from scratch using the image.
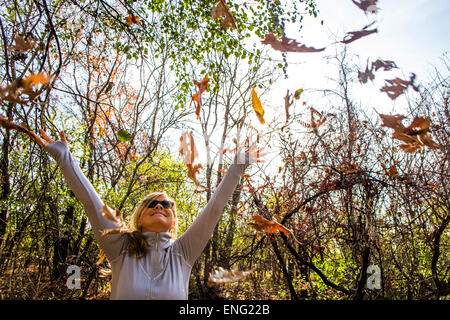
[34,129,67,148]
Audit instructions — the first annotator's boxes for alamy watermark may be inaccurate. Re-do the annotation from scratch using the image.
[366,264,381,290]
[66,265,81,289]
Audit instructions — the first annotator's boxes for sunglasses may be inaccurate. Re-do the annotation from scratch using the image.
[147,200,174,209]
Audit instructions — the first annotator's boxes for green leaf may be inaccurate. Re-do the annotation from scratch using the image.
[117,129,132,142]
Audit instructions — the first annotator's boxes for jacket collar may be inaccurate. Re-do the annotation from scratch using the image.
[141,231,172,249]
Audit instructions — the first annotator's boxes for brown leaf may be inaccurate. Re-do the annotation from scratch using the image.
[211,0,237,29]
[0,72,53,104]
[371,59,398,71]
[191,76,209,119]
[179,131,204,187]
[404,116,430,135]
[9,35,37,53]
[125,15,140,25]
[352,0,378,14]
[248,215,292,236]
[380,73,419,100]
[102,203,123,225]
[261,33,325,53]
[380,114,442,152]
[284,89,294,124]
[341,27,377,44]
[379,114,406,131]
[358,62,375,84]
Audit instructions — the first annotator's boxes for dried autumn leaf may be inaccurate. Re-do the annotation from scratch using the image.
[191,76,209,119]
[251,86,265,124]
[211,0,237,29]
[387,166,397,179]
[0,72,53,104]
[248,215,292,236]
[207,266,252,286]
[301,107,326,130]
[261,33,325,53]
[9,35,37,53]
[358,61,375,84]
[379,114,442,152]
[371,59,398,72]
[100,203,129,237]
[352,0,378,14]
[284,89,294,125]
[179,131,204,187]
[341,27,377,44]
[380,73,419,100]
[102,203,123,225]
[125,15,139,25]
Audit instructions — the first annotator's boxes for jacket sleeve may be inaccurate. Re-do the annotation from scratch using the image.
[174,158,247,266]
[44,141,126,262]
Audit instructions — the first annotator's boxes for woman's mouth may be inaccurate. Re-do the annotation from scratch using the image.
[151,211,166,217]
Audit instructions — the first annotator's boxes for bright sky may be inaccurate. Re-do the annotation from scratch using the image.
[261,0,450,123]
[175,0,450,170]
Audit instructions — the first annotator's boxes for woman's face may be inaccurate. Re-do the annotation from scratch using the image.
[139,195,176,233]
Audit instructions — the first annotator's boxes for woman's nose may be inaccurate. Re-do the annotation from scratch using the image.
[154,203,163,209]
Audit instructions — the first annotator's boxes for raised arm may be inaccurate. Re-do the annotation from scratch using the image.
[174,147,262,266]
[36,130,125,262]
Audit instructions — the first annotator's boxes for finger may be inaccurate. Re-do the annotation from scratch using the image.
[39,129,54,143]
[30,131,45,147]
[60,131,67,144]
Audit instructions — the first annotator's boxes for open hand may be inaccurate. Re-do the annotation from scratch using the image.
[246,144,265,163]
[236,143,265,165]
[33,129,67,148]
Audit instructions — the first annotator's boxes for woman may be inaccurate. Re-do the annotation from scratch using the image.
[33,129,260,300]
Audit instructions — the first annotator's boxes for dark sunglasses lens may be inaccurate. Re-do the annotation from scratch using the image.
[148,200,173,209]
[162,201,173,208]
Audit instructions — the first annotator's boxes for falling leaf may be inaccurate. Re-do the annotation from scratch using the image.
[352,0,378,14]
[117,129,132,142]
[8,35,37,53]
[380,73,419,100]
[299,107,326,130]
[387,166,397,179]
[283,89,294,125]
[0,72,53,104]
[371,59,398,72]
[379,114,442,152]
[191,76,209,119]
[251,86,265,124]
[100,203,129,237]
[341,27,377,44]
[358,59,375,84]
[102,203,123,225]
[125,15,139,25]
[294,89,303,100]
[207,266,252,286]
[261,33,325,53]
[211,0,237,29]
[179,131,204,187]
[248,215,292,236]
